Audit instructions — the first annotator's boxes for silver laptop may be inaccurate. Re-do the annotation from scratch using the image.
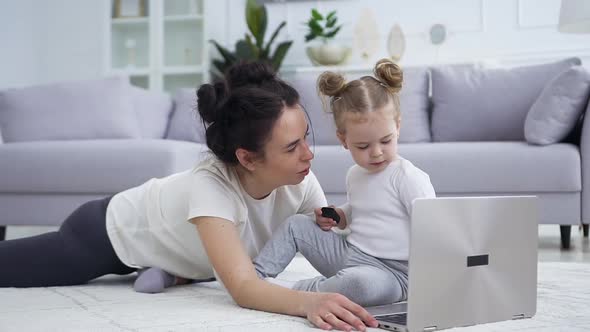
[367,196,539,331]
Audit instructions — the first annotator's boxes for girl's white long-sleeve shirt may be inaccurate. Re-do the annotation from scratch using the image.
[341,157,436,260]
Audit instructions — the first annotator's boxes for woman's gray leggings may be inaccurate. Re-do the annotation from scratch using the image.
[253,214,409,307]
[0,196,135,287]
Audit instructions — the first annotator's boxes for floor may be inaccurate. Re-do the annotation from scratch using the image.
[537,224,590,263]
[6,224,590,263]
[2,225,589,331]
[2,257,588,332]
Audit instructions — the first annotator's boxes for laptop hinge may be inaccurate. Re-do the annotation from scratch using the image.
[512,314,525,320]
[423,326,437,332]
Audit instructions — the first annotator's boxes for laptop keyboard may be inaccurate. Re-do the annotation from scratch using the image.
[375,313,407,325]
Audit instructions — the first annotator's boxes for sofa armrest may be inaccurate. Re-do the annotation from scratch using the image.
[580,100,590,224]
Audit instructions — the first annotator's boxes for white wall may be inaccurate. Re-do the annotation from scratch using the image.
[0,0,103,89]
[34,0,105,85]
[0,1,39,89]
[213,0,590,68]
[1,0,589,89]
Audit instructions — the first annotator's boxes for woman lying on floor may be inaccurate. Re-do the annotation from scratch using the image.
[0,61,377,331]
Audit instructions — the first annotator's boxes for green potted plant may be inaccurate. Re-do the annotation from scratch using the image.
[209,0,293,77]
[304,9,351,66]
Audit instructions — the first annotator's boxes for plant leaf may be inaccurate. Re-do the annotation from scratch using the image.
[326,11,336,21]
[324,25,341,39]
[258,5,268,48]
[236,39,257,60]
[270,40,293,71]
[264,21,286,56]
[305,32,317,42]
[311,9,323,21]
[244,34,261,59]
[212,59,228,77]
[326,16,337,28]
[309,19,323,35]
[245,0,259,38]
[209,40,237,63]
[246,0,267,48]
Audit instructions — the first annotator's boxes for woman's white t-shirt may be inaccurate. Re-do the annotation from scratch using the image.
[106,155,327,279]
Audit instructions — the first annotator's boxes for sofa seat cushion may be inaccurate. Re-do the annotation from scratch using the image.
[311,142,580,194]
[0,139,208,193]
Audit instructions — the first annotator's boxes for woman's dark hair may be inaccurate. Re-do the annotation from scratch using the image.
[196,61,300,165]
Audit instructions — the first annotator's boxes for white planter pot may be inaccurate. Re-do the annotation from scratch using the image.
[306,44,352,66]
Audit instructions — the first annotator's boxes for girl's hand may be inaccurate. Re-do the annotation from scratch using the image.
[314,206,338,231]
[304,292,379,331]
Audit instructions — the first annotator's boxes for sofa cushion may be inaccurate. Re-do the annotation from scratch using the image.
[311,142,580,194]
[165,88,206,143]
[288,67,431,145]
[397,67,431,143]
[430,58,581,142]
[0,77,141,142]
[130,86,173,139]
[289,72,338,145]
[525,66,590,145]
[0,139,208,193]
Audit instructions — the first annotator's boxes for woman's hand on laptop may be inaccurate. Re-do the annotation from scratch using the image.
[304,292,379,331]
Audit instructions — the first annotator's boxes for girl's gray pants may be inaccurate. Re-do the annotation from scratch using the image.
[253,214,408,307]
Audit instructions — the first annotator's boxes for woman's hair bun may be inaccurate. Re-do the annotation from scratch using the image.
[226,61,276,90]
[317,71,347,97]
[197,81,226,124]
[374,58,403,93]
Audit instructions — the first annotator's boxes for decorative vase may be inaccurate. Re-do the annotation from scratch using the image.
[387,24,406,62]
[353,8,380,63]
[125,39,137,68]
[306,43,352,66]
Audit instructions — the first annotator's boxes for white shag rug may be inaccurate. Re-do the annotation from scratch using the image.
[1,257,589,332]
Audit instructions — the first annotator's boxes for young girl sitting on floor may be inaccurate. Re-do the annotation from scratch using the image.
[252,58,436,307]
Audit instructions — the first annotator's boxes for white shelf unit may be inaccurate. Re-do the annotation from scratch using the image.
[105,0,209,94]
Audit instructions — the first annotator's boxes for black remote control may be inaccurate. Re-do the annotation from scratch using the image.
[321,207,340,224]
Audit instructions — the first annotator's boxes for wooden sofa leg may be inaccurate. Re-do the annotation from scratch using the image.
[0,226,5,241]
[560,225,571,250]
[583,224,589,238]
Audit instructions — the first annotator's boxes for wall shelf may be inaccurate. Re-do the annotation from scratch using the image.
[164,14,203,22]
[105,0,209,93]
[163,65,204,74]
[111,68,151,76]
[111,17,150,25]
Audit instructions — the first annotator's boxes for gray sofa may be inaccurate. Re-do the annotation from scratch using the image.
[1,58,589,249]
[0,78,209,241]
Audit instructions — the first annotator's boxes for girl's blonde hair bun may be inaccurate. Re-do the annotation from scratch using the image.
[317,71,347,97]
[374,58,403,93]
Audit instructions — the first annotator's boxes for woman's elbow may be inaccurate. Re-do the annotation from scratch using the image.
[232,290,260,310]
[230,289,246,307]
[227,280,256,309]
